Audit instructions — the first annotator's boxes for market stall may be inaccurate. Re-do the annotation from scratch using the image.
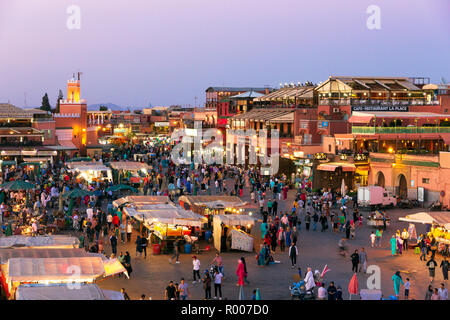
[213,214,256,253]
[0,235,80,249]
[0,248,91,267]
[399,211,450,252]
[124,206,207,252]
[67,162,112,183]
[112,195,171,208]
[0,256,126,299]
[109,161,152,185]
[15,283,124,300]
[179,195,247,215]
[367,210,391,228]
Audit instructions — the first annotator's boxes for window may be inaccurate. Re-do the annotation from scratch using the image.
[328,144,331,152]
[422,178,430,184]
[304,134,312,145]
[300,121,308,129]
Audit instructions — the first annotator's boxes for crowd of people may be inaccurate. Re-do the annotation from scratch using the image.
[0,136,449,301]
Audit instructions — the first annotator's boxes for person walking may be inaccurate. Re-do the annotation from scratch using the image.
[288,242,298,268]
[140,235,148,258]
[192,256,201,283]
[164,281,177,300]
[109,233,118,256]
[392,271,404,298]
[126,221,132,242]
[370,231,376,248]
[312,212,319,231]
[425,285,433,300]
[419,235,427,261]
[404,278,410,300]
[178,278,190,300]
[359,247,368,273]
[427,256,438,282]
[438,283,448,300]
[211,252,224,277]
[241,257,249,285]
[121,288,131,300]
[123,251,132,278]
[351,249,359,273]
[401,228,409,251]
[214,269,223,300]
[305,212,311,231]
[135,235,143,257]
[235,259,247,287]
[169,239,181,264]
[390,235,397,256]
[440,256,449,280]
[202,273,212,300]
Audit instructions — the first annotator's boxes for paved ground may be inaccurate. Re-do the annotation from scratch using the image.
[92,178,448,300]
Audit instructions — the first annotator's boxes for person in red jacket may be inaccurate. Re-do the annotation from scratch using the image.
[112,214,120,228]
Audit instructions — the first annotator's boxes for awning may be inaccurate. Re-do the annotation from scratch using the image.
[16,284,109,300]
[317,162,356,172]
[47,140,77,151]
[399,212,450,229]
[349,112,374,123]
[441,134,450,145]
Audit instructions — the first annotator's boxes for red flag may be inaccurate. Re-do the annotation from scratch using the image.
[348,273,358,295]
[320,265,330,279]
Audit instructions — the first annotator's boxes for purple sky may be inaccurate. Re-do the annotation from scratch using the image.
[0,0,449,108]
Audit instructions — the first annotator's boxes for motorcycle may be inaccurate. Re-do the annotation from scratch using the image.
[429,200,442,211]
[289,282,316,300]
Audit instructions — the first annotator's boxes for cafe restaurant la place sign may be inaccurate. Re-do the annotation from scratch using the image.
[351,105,409,112]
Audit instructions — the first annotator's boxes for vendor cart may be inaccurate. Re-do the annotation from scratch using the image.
[367,211,390,228]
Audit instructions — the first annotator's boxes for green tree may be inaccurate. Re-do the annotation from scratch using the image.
[55,89,63,113]
[99,105,108,111]
[40,93,51,112]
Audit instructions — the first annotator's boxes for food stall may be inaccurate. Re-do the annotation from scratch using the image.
[367,210,390,228]
[0,256,126,299]
[213,214,256,253]
[109,161,152,186]
[124,206,207,253]
[67,161,113,183]
[15,283,124,300]
[0,248,92,268]
[399,211,450,254]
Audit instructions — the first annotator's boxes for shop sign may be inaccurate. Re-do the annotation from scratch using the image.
[351,105,409,112]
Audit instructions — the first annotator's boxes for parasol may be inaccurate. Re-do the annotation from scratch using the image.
[106,184,138,193]
[0,180,35,190]
[348,273,358,300]
[62,188,93,199]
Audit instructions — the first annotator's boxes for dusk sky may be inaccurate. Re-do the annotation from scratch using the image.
[0,0,449,108]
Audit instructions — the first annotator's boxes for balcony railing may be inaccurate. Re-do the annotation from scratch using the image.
[319,98,440,106]
[352,126,450,134]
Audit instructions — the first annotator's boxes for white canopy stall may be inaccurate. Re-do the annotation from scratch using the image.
[213,215,256,253]
[124,207,207,240]
[15,283,124,300]
[67,162,112,183]
[1,256,126,299]
[0,235,80,249]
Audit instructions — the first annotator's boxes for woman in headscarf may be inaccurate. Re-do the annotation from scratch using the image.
[390,235,397,255]
[235,259,247,286]
[391,271,403,298]
[241,257,249,285]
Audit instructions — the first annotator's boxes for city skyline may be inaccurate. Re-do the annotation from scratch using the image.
[0,0,449,108]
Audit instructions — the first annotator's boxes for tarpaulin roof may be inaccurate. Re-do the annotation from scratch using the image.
[124,207,207,227]
[0,236,79,249]
[109,161,151,171]
[113,196,171,207]
[15,284,110,300]
[6,257,106,282]
[213,214,256,227]
[399,212,450,229]
[0,248,90,265]
[179,195,246,208]
[317,162,356,172]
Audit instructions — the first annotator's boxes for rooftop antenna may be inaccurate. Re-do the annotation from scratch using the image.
[77,72,83,81]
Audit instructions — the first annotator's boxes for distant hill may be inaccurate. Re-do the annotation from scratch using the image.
[88,103,134,111]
